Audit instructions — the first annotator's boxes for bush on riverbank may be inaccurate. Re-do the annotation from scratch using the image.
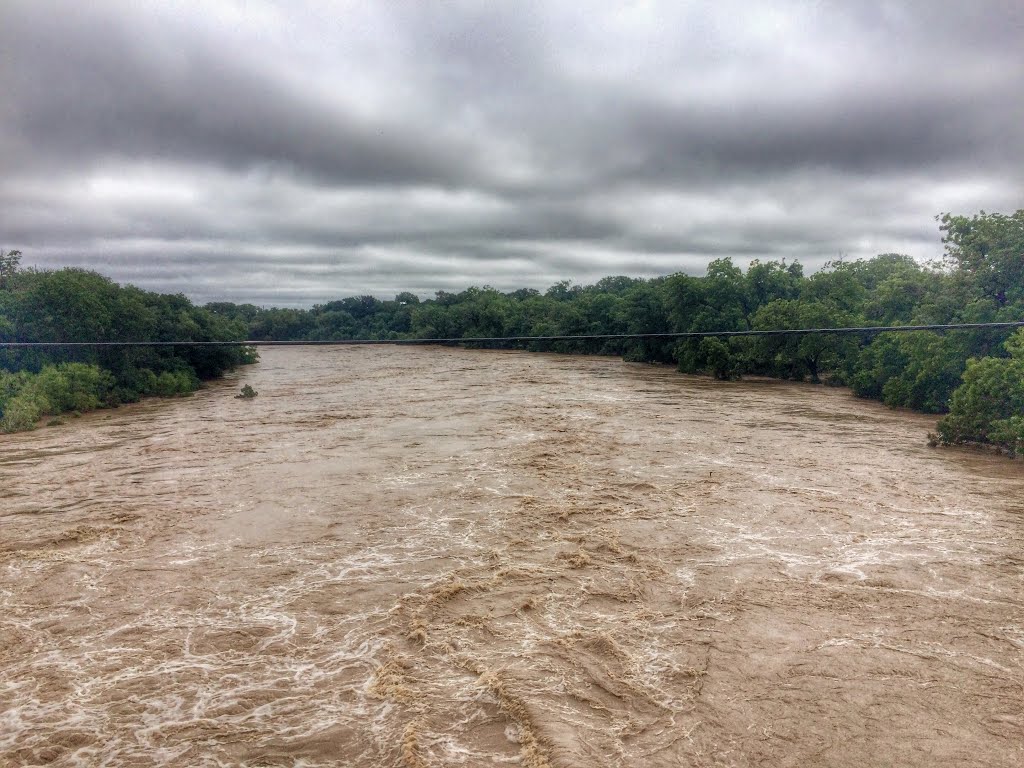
[936,330,1024,455]
[0,363,112,431]
[0,265,255,432]
[0,362,203,432]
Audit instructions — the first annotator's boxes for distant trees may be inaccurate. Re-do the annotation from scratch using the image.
[0,249,21,289]
[0,265,254,431]
[202,208,1018,454]
[6,210,1020,452]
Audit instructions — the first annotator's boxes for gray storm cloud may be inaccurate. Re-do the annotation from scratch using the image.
[1,0,1021,305]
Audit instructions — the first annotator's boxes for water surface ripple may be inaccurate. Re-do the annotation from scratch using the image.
[1,347,1022,767]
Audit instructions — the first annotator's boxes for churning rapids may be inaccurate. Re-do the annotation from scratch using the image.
[2,346,1023,767]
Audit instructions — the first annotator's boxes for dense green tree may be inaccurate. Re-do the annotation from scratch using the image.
[939,209,1024,306]
[851,332,971,412]
[801,263,867,316]
[702,258,753,329]
[590,275,643,296]
[0,266,252,430]
[750,299,856,382]
[507,288,540,301]
[746,259,803,308]
[206,302,264,325]
[616,281,672,361]
[695,337,741,380]
[937,330,1024,453]
[863,271,937,325]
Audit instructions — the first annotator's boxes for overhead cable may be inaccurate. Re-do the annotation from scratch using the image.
[2,320,1024,348]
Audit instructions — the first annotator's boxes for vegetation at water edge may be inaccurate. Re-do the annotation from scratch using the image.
[207,209,1023,455]
[0,251,256,432]
[3,209,1022,453]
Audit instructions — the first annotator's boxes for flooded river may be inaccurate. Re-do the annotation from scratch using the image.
[1,346,1022,767]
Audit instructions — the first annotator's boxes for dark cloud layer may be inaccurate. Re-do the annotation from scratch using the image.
[1,0,1021,306]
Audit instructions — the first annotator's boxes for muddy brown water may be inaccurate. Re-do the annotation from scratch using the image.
[1,346,1022,767]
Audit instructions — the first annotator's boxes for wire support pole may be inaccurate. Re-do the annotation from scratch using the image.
[2,320,1024,348]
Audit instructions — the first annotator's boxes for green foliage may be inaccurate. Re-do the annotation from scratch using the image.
[746,259,803,308]
[939,209,1024,306]
[153,370,198,397]
[1006,329,1024,360]
[0,263,253,431]
[851,332,971,412]
[4,211,1021,453]
[695,337,741,380]
[937,345,1024,454]
[0,396,42,432]
[0,362,116,432]
[749,299,856,382]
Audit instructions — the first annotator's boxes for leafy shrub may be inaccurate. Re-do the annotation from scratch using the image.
[0,395,43,432]
[152,370,198,397]
[0,363,116,432]
[0,370,31,412]
[937,333,1024,453]
[39,363,115,412]
[852,332,970,413]
[988,416,1024,455]
[696,337,741,380]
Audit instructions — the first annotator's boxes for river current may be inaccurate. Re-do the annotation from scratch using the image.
[1,346,1022,767]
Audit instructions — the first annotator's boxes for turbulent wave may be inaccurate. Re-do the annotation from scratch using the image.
[2,347,1022,766]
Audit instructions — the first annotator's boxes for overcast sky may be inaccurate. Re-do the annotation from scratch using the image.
[2,1,1022,306]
